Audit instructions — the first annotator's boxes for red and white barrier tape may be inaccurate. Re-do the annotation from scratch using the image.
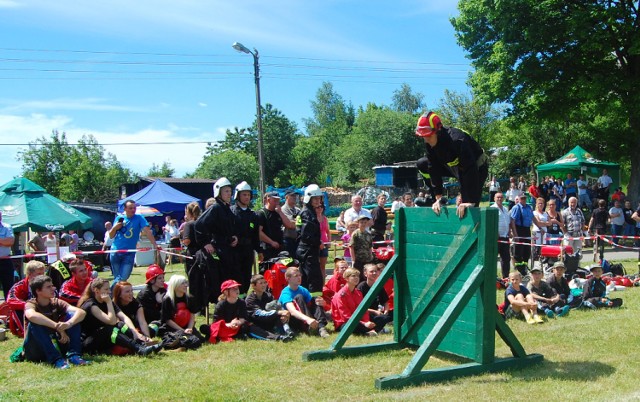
[0,246,192,260]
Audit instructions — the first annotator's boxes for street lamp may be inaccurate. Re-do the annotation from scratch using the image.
[232,41,265,197]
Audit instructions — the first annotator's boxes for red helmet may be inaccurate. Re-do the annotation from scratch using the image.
[145,264,164,284]
[415,112,442,137]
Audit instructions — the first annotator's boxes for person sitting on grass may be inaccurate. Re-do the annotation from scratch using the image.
[545,261,582,309]
[78,278,161,356]
[113,281,158,341]
[504,271,544,324]
[201,279,291,343]
[527,265,569,319]
[59,258,93,306]
[278,267,329,338]
[136,265,166,327]
[7,260,46,336]
[245,274,293,337]
[331,268,377,336]
[322,257,348,311]
[159,275,204,349]
[23,275,90,369]
[582,265,623,309]
[356,263,393,332]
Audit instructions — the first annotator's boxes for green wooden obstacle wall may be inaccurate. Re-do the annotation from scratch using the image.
[304,207,543,389]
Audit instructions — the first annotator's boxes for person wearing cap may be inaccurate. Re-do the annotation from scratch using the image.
[195,177,240,288]
[527,265,569,319]
[136,265,166,325]
[231,181,260,294]
[545,261,580,309]
[296,184,325,294]
[349,215,374,272]
[281,190,301,258]
[0,210,15,299]
[257,191,295,262]
[108,199,159,289]
[59,258,93,306]
[582,265,623,309]
[510,194,543,276]
[415,111,488,218]
[201,279,289,343]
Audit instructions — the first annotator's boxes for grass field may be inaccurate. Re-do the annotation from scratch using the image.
[1,261,639,401]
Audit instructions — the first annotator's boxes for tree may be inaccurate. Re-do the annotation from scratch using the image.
[437,90,503,149]
[212,104,299,187]
[452,0,640,201]
[191,149,259,188]
[391,83,425,114]
[17,130,135,202]
[147,162,175,178]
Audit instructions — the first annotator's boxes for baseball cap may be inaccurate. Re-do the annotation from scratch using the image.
[552,261,566,270]
[265,191,280,199]
[356,215,371,222]
[220,279,242,292]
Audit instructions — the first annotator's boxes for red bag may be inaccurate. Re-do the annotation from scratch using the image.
[207,319,240,344]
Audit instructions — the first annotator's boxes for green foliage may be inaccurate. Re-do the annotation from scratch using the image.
[146,161,175,178]
[391,83,425,114]
[191,148,259,187]
[452,0,640,201]
[17,130,135,202]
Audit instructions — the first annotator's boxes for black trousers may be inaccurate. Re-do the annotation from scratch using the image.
[513,226,531,271]
[498,237,511,278]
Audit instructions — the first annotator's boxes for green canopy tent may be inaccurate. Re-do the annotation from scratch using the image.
[536,145,620,191]
[0,177,92,232]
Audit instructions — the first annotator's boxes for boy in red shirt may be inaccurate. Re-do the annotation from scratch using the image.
[331,267,376,336]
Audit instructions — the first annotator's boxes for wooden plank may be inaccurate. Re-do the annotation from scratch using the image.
[375,354,544,390]
[401,265,484,376]
[495,310,527,358]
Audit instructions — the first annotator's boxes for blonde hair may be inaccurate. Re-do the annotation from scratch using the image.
[343,267,360,279]
[26,260,45,275]
[285,267,300,279]
[166,275,188,303]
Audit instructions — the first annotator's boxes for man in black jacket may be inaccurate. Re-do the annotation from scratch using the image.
[415,111,488,218]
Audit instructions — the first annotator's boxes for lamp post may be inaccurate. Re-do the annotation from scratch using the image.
[232,41,265,197]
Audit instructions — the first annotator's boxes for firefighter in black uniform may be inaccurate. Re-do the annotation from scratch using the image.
[415,111,488,218]
[194,177,239,288]
[231,181,260,295]
[296,184,325,295]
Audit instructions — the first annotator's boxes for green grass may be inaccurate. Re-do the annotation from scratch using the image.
[1,261,639,401]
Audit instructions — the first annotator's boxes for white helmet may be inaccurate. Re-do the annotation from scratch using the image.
[303,184,323,204]
[213,177,232,198]
[234,181,252,200]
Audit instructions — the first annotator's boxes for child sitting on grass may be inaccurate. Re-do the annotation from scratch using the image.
[278,267,329,338]
[582,265,623,309]
[331,268,377,336]
[322,257,348,311]
[202,279,290,343]
[504,271,544,324]
[527,265,569,318]
[245,274,293,338]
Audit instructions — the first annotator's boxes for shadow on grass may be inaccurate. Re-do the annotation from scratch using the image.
[510,359,616,382]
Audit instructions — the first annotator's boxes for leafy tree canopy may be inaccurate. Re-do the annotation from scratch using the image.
[391,83,425,114]
[190,149,259,189]
[146,161,175,178]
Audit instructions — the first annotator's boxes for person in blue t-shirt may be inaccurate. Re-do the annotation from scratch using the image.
[108,199,159,289]
[509,194,544,275]
[278,267,329,337]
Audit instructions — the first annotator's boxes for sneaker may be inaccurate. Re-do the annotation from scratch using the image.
[534,315,544,324]
[54,358,70,370]
[68,355,91,366]
[557,305,570,317]
[365,330,378,337]
[526,317,536,325]
[277,334,294,343]
[583,301,597,310]
[379,327,392,335]
[318,327,330,338]
[545,309,555,319]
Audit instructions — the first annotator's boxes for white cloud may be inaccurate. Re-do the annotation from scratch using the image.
[198,102,207,107]
[0,0,21,8]
[0,98,149,113]
[0,112,226,185]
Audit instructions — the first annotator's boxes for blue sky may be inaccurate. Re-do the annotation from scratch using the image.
[0,0,471,186]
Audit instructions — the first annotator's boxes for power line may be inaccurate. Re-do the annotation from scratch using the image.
[0,141,218,146]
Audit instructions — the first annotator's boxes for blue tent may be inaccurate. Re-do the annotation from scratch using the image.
[118,179,200,213]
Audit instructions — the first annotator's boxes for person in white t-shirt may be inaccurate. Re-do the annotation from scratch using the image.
[597,169,613,201]
[576,174,590,209]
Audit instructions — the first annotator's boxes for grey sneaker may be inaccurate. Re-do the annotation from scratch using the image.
[318,327,330,338]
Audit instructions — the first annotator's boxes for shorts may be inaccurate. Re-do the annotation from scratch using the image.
[319,247,329,258]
